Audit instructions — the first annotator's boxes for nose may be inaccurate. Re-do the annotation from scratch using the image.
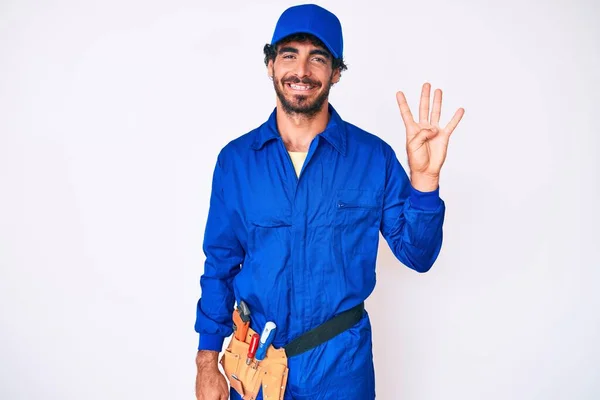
[293,58,311,79]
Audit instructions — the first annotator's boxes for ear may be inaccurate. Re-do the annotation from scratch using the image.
[331,67,341,85]
[267,60,274,79]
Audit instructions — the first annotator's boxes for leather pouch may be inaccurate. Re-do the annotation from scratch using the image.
[220,326,289,400]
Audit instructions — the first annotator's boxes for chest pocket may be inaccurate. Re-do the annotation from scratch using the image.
[335,189,381,222]
[336,189,380,211]
[334,189,382,256]
[246,209,292,267]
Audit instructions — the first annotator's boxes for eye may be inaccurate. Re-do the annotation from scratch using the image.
[282,54,295,59]
[312,57,326,64]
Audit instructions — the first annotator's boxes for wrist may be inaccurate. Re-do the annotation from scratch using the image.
[410,172,439,192]
[196,350,219,368]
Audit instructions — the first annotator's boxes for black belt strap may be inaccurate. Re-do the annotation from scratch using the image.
[284,302,364,358]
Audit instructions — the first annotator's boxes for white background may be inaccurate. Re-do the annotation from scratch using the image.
[1,0,598,399]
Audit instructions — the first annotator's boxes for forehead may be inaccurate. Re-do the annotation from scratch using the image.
[277,40,328,53]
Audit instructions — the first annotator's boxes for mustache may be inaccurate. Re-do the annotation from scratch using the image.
[282,76,321,86]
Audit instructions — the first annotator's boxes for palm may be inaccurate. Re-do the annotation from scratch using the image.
[396,83,464,177]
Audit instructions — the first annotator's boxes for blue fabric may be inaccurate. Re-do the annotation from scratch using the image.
[195,104,445,398]
[271,4,344,59]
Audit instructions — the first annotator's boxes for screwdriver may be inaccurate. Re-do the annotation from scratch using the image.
[246,333,260,365]
[254,321,277,367]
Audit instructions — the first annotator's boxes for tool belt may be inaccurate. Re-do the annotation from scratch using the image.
[220,302,364,400]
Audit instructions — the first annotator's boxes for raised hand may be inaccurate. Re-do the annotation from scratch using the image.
[396,82,464,191]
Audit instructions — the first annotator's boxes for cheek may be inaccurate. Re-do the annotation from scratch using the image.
[272,71,286,84]
[317,73,332,87]
[279,69,296,79]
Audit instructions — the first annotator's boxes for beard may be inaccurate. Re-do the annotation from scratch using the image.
[273,73,333,119]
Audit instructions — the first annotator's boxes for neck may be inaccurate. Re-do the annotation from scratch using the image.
[275,100,330,152]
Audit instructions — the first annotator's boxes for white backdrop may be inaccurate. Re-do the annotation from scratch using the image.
[1,0,599,399]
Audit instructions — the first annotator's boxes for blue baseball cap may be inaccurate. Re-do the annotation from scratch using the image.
[271,4,343,59]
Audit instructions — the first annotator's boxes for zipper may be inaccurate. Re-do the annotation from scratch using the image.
[337,201,375,209]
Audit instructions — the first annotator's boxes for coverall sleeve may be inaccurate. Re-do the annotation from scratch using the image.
[379,143,446,273]
[195,152,244,351]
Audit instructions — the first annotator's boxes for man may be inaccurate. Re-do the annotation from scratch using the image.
[195,4,464,400]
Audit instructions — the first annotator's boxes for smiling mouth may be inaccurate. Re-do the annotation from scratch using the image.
[286,82,317,92]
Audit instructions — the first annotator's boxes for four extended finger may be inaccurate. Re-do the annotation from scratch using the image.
[419,82,431,124]
[396,91,415,129]
[431,89,442,126]
[444,108,465,135]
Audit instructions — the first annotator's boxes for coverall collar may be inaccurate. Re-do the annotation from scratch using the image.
[251,103,347,156]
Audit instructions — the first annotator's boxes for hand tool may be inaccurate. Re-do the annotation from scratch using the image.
[246,333,260,365]
[232,309,246,341]
[254,321,277,366]
[238,300,251,323]
[233,301,251,341]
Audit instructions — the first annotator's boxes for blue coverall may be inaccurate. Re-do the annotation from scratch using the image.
[195,104,445,399]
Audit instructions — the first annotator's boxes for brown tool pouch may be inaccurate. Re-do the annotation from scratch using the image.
[220,302,364,399]
[220,326,289,400]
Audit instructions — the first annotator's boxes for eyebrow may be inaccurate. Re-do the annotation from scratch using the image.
[309,49,331,59]
[278,46,332,59]
[278,46,299,54]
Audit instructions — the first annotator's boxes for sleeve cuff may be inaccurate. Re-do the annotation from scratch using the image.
[198,334,226,352]
[409,185,441,211]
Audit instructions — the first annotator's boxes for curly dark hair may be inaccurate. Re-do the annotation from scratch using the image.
[263,33,348,74]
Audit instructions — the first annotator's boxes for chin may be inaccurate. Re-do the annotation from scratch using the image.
[288,92,320,106]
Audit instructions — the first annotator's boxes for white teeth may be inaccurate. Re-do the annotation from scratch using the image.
[290,84,312,90]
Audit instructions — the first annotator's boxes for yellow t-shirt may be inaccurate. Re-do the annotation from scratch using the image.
[288,151,308,178]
